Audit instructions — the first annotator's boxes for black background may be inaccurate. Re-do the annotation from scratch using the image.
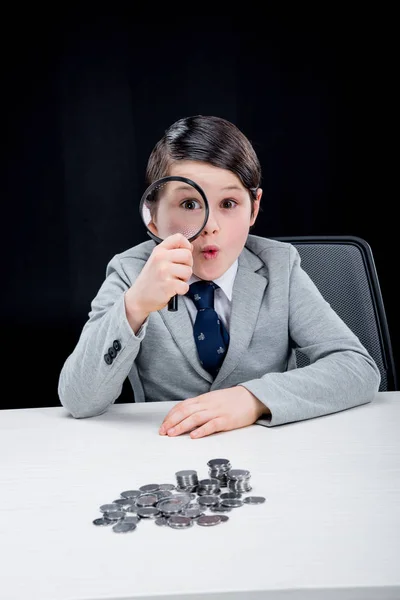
[3,9,398,409]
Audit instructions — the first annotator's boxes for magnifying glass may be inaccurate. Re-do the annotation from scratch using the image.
[139,176,209,311]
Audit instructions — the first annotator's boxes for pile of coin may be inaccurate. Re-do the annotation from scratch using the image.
[227,468,252,493]
[93,458,266,533]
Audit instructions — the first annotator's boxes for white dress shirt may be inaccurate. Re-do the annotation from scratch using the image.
[183,260,238,331]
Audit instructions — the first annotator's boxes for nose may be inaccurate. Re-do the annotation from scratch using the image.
[202,207,220,235]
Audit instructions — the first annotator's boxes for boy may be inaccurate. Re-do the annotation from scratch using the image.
[58,115,380,437]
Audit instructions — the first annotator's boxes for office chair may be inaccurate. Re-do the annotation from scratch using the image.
[274,235,398,391]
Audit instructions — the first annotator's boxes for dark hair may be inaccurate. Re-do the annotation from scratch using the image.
[146,115,261,213]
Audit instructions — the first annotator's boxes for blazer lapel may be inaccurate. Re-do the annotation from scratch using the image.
[159,298,214,383]
[213,247,267,386]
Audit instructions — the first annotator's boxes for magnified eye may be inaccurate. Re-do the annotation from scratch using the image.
[181,198,202,210]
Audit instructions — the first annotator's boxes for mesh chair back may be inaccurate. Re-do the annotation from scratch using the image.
[275,236,397,391]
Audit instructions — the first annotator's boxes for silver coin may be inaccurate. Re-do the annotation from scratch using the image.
[197,487,220,496]
[155,517,168,526]
[155,490,173,500]
[112,499,137,512]
[210,505,232,512]
[220,492,242,500]
[158,483,176,491]
[175,470,197,477]
[139,483,159,493]
[99,503,120,513]
[167,516,193,529]
[207,458,231,467]
[158,496,188,507]
[180,506,204,518]
[243,496,266,504]
[137,506,160,519]
[221,498,243,508]
[227,469,250,479]
[198,478,220,487]
[136,494,158,507]
[227,469,251,481]
[228,482,252,493]
[197,515,222,527]
[156,499,184,515]
[176,485,198,493]
[93,517,112,526]
[218,514,229,522]
[112,521,137,533]
[102,510,126,520]
[123,516,140,525]
[171,493,192,505]
[120,490,141,499]
[227,469,250,481]
[113,498,131,506]
[198,495,220,506]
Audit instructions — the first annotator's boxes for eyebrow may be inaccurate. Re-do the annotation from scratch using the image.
[220,186,245,192]
[172,184,245,193]
[173,186,198,192]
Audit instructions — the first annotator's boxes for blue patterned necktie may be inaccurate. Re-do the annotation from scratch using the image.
[186,280,230,378]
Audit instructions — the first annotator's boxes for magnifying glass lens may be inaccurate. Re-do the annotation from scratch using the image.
[139,176,209,312]
[141,180,206,240]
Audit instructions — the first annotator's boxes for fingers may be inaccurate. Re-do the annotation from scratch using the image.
[125,234,194,318]
[170,263,192,283]
[173,279,191,297]
[159,397,228,439]
[160,233,193,251]
[161,409,210,437]
[166,248,194,268]
[190,418,225,439]
[151,245,193,274]
[159,398,199,434]
[148,244,193,300]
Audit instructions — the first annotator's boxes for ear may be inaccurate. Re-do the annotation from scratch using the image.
[147,220,159,236]
[249,188,262,226]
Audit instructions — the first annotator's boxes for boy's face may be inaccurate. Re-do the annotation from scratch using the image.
[165,161,262,281]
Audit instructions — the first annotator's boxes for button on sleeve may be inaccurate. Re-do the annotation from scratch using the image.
[113,340,122,351]
[104,353,113,365]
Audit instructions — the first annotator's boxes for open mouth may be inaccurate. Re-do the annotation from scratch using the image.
[202,248,219,259]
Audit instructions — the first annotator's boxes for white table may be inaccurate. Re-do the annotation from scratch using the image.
[0,392,399,600]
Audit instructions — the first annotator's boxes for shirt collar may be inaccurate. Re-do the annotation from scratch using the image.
[188,259,238,301]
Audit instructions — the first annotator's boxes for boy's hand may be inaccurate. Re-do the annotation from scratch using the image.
[159,387,269,439]
[124,233,193,330]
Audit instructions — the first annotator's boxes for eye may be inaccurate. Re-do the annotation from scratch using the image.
[180,199,201,210]
[221,199,237,209]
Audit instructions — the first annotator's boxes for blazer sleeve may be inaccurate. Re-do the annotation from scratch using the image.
[240,245,381,426]
[58,254,146,418]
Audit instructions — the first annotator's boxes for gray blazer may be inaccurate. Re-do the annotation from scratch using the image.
[58,235,380,426]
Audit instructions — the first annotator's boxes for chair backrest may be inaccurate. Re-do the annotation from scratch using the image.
[274,235,398,391]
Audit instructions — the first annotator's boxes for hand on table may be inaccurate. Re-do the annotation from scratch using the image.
[159,386,269,439]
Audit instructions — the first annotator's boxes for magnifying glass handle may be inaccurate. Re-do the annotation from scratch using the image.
[168,294,178,311]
